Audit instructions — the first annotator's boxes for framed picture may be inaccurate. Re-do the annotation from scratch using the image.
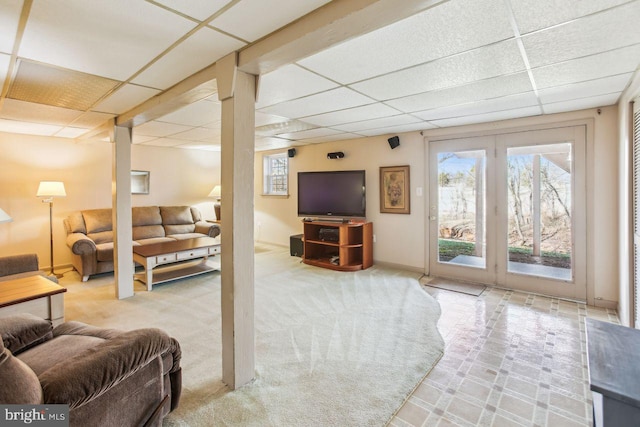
[380,165,410,214]
[131,170,150,194]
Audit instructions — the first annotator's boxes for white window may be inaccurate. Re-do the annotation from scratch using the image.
[263,152,288,195]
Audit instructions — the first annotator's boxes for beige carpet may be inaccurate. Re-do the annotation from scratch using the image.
[61,246,444,426]
[420,275,487,296]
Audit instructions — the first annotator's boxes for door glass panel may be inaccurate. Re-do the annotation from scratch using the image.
[506,143,572,280]
[437,150,486,268]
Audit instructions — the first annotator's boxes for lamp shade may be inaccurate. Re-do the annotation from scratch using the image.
[208,185,221,199]
[37,181,66,197]
[0,208,12,223]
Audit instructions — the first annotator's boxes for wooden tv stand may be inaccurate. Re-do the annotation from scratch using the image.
[302,220,373,271]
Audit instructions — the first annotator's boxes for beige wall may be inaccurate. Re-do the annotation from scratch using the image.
[0,132,220,270]
[255,107,620,306]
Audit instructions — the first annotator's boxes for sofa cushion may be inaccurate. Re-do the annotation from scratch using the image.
[87,230,114,245]
[66,211,87,234]
[0,343,43,404]
[164,224,196,235]
[160,206,193,225]
[18,335,105,377]
[168,233,208,241]
[132,206,162,226]
[0,314,53,355]
[132,225,165,241]
[95,242,114,262]
[83,209,113,234]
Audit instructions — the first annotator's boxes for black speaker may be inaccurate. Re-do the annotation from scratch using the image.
[388,136,400,149]
[327,151,345,159]
[288,148,296,158]
[290,234,303,257]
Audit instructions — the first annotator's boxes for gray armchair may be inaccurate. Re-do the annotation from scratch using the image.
[0,314,182,427]
[0,254,57,283]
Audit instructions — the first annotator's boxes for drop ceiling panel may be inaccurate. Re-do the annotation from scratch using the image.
[255,64,338,109]
[301,103,401,127]
[141,137,189,147]
[72,111,115,128]
[19,0,197,81]
[414,92,539,121]
[298,133,362,144]
[277,127,342,140]
[153,0,232,21]
[538,73,633,104]
[176,141,220,151]
[297,0,514,84]
[259,88,374,119]
[357,122,434,137]
[0,0,21,54]
[510,0,631,34]
[131,134,157,145]
[543,93,621,114]
[134,121,192,137]
[172,127,220,142]
[522,2,640,68]
[209,0,331,42]
[255,112,290,127]
[429,106,542,128]
[351,40,526,101]
[386,72,533,113]
[155,99,221,127]
[255,119,317,137]
[93,84,161,115]
[333,114,423,133]
[55,127,88,138]
[0,99,83,125]
[132,27,245,90]
[532,44,640,89]
[0,118,63,136]
[255,137,293,151]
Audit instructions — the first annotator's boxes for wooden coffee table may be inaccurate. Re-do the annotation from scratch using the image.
[132,236,221,290]
[0,275,67,326]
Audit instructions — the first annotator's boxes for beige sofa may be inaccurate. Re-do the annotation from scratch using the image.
[64,206,220,281]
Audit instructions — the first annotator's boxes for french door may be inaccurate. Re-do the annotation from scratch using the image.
[429,126,586,300]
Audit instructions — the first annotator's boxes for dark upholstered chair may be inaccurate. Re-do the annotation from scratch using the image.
[0,314,181,427]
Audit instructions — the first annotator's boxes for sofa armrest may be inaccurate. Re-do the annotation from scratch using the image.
[0,254,39,277]
[66,233,96,255]
[0,314,53,355]
[40,328,180,409]
[194,221,220,238]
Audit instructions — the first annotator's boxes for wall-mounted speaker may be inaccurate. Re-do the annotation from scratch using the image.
[327,151,345,159]
[388,136,400,149]
[288,148,296,158]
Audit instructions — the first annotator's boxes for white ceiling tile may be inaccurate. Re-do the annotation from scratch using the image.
[532,44,640,89]
[19,0,197,81]
[255,137,294,151]
[0,1,21,54]
[141,137,189,147]
[298,133,363,144]
[429,106,542,128]
[538,73,633,104]
[55,127,89,138]
[259,88,374,119]
[543,93,621,114]
[357,122,435,137]
[210,0,331,42]
[172,127,220,141]
[510,0,632,34]
[301,103,401,127]
[277,127,342,140]
[176,141,221,151]
[135,121,193,137]
[93,84,161,114]
[414,92,539,121]
[73,111,115,128]
[298,0,514,84]
[255,112,290,127]
[351,40,526,100]
[256,64,338,109]
[131,134,157,144]
[386,72,534,113]
[0,99,83,125]
[154,0,232,21]
[132,27,245,90]
[333,115,423,133]
[522,2,640,68]
[0,119,62,136]
[156,99,221,127]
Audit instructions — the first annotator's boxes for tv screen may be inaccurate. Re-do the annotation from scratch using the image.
[298,170,366,218]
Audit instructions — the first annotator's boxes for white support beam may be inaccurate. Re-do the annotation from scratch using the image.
[238,0,446,75]
[218,53,256,390]
[111,123,134,299]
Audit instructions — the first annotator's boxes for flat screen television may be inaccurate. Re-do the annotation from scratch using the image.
[298,170,366,218]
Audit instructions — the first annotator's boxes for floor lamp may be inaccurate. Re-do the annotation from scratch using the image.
[208,185,221,221]
[37,181,66,277]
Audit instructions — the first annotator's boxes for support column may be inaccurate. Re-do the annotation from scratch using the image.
[112,124,134,299]
[217,53,256,389]
[533,154,541,257]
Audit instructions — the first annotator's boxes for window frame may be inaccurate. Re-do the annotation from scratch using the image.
[263,152,289,196]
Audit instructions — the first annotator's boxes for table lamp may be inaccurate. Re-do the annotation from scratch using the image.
[208,185,221,221]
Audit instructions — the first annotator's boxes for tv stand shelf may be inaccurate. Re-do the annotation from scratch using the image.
[302,221,373,271]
